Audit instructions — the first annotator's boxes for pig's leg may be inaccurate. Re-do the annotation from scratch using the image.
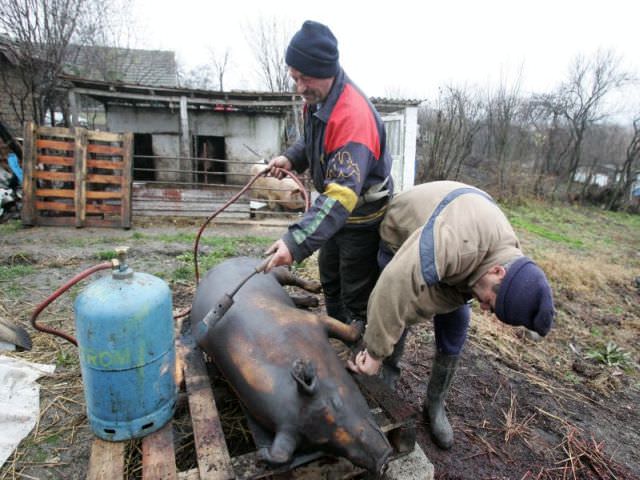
[289,295,319,309]
[257,429,298,465]
[271,266,322,293]
[317,314,363,344]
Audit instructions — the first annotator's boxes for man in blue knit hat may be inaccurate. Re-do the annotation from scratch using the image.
[264,21,393,328]
[348,180,555,450]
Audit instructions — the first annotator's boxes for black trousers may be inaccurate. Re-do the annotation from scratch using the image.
[318,224,381,323]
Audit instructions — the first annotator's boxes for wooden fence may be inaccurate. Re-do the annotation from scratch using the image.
[21,123,132,228]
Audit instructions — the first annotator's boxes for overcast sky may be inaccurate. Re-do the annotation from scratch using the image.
[132,0,639,119]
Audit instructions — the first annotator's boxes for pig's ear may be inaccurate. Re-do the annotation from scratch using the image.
[291,358,318,396]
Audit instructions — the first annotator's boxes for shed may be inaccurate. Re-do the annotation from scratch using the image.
[62,76,420,219]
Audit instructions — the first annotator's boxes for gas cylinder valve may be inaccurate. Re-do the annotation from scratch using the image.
[113,246,133,279]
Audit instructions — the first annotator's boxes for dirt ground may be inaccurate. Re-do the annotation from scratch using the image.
[1,217,639,480]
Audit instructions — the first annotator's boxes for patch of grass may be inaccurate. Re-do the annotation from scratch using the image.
[586,341,632,368]
[43,433,62,445]
[167,236,274,283]
[56,349,78,368]
[508,215,584,248]
[0,264,35,282]
[95,249,117,261]
[0,219,22,234]
[564,372,581,385]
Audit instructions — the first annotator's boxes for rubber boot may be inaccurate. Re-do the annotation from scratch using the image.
[380,328,408,389]
[422,352,459,450]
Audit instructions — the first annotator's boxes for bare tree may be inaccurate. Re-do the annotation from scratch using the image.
[605,116,640,210]
[524,94,573,197]
[418,85,483,182]
[0,0,148,128]
[553,50,630,198]
[485,72,523,196]
[177,61,215,90]
[244,16,292,92]
[70,0,151,85]
[208,46,230,92]
[0,0,86,125]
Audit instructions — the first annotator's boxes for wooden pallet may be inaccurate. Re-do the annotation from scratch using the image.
[21,122,132,228]
[87,336,415,480]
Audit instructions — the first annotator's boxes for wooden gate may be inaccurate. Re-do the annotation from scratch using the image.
[21,123,132,228]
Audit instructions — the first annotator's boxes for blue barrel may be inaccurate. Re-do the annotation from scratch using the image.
[74,267,177,441]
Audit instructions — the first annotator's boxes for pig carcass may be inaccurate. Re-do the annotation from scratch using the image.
[250,164,304,211]
[190,257,392,475]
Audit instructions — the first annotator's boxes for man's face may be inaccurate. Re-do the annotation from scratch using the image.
[289,67,334,105]
[471,265,507,313]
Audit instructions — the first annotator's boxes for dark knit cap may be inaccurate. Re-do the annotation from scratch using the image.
[494,257,555,337]
[286,20,339,78]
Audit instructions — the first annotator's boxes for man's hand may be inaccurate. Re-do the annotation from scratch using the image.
[266,155,292,179]
[347,349,382,376]
[264,239,293,271]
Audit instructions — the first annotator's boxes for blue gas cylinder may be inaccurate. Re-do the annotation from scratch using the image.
[74,253,177,441]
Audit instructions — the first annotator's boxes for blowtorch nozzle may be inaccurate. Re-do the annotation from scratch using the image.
[201,293,234,329]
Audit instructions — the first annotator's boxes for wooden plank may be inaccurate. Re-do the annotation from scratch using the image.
[88,130,125,142]
[35,216,75,227]
[74,127,88,227]
[36,139,74,151]
[86,173,123,184]
[87,159,125,170]
[87,143,125,155]
[84,217,124,228]
[121,132,133,228]
[87,438,125,480]
[184,338,235,480]
[86,203,121,214]
[35,200,76,212]
[87,190,125,200]
[38,155,74,166]
[36,125,77,138]
[35,188,75,198]
[142,422,177,480]
[33,170,75,182]
[21,122,36,225]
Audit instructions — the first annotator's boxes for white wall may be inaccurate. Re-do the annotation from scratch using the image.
[106,106,286,184]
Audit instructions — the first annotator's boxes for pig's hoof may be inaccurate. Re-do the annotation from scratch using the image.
[256,447,290,466]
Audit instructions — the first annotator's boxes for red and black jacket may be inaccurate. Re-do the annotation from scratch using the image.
[282,68,393,262]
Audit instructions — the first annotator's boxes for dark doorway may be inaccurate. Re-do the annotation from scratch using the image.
[133,133,155,181]
[195,136,226,185]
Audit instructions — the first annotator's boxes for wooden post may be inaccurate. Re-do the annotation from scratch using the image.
[20,122,37,225]
[68,89,79,127]
[121,132,133,229]
[179,96,192,184]
[74,127,88,227]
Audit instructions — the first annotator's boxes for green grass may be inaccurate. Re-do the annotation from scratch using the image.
[0,219,22,234]
[167,236,274,283]
[0,264,36,282]
[95,250,117,261]
[586,341,632,368]
[501,201,640,253]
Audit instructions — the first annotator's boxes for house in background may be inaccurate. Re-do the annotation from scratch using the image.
[63,75,420,218]
[3,39,419,220]
[0,36,33,138]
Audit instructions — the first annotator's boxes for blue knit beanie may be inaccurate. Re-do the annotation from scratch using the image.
[494,257,555,336]
[286,20,339,78]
